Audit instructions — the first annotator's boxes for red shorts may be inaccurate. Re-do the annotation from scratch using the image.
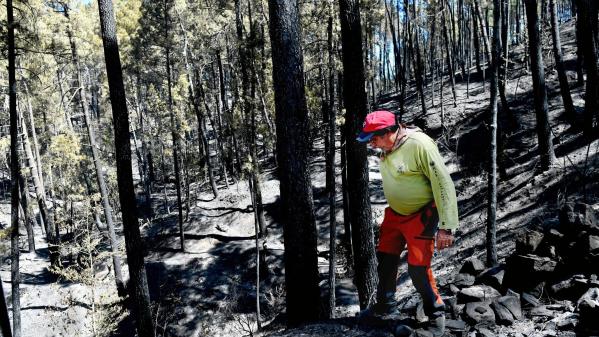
[377,203,439,266]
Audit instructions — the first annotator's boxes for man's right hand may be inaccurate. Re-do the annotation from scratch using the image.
[436,229,454,250]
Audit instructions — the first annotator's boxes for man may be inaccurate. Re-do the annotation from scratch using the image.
[357,110,458,336]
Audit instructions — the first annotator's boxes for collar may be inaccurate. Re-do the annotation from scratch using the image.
[380,126,422,159]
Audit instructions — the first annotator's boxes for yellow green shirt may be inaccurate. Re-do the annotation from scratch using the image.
[380,131,459,230]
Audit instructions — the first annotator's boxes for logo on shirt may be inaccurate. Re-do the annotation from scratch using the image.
[396,162,407,175]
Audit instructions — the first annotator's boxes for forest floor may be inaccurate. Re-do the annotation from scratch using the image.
[0,18,598,337]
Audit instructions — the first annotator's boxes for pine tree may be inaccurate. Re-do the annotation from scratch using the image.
[338,0,378,310]
[8,0,21,334]
[549,0,575,123]
[97,1,156,336]
[487,0,501,268]
[524,0,556,170]
[267,0,321,325]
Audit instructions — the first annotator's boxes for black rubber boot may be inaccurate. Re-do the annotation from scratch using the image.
[375,252,400,316]
[408,264,445,336]
[358,252,400,320]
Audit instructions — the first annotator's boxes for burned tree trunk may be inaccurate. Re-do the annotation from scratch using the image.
[549,0,575,123]
[575,0,599,137]
[63,2,125,293]
[8,0,21,333]
[326,13,337,319]
[97,0,156,335]
[163,0,185,252]
[18,175,35,253]
[487,0,501,267]
[524,0,557,170]
[339,0,378,310]
[267,0,321,325]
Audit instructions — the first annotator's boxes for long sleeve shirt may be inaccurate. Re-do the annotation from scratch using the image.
[380,130,459,230]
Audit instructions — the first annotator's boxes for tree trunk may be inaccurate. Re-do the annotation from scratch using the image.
[18,175,35,253]
[216,50,235,181]
[429,3,438,107]
[22,80,45,194]
[97,1,156,336]
[0,274,12,337]
[62,2,125,293]
[338,0,378,310]
[524,0,557,170]
[474,0,492,65]
[386,1,401,91]
[498,0,513,124]
[19,77,58,267]
[326,13,337,319]
[338,71,353,260]
[181,31,219,199]
[163,0,185,252]
[133,80,153,218]
[18,111,42,253]
[574,4,585,87]
[235,0,267,236]
[407,0,428,116]
[212,58,230,189]
[267,0,321,325]
[472,4,483,74]
[8,1,21,331]
[487,0,501,268]
[441,2,458,107]
[576,0,599,137]
[549,0,576,123]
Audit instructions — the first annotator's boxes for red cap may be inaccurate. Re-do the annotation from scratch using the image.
[357,110,397,142]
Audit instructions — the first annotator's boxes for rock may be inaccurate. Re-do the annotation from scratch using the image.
[464,302,495,324]
[521,292,541,307]
[475,327,495,337]
[496,295,523,320]
[455,304,465,315]
[413,329,433,337]
[549,275,589,300]
[476,266,505,290]
[491,300,515,325]
[503,254,556,292]
[454,273,476,288]
[394,324,414,337]
[553,312,578,330]
[445,319,467,331]
[577,288,599,330]
[460,257,486,276]
[458,285,501,303]
[445,297,459,318]
[559,203,599,236]
[528,282,546,298]
[530,305,554,317]
[450,284,461,295]
[505,289,520,299]
[588,235,599,252]
[513,254,557,273]
[516,230,545,254]
[547,228,565,241]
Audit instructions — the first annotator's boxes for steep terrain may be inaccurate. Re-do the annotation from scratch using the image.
[0,18,597,337]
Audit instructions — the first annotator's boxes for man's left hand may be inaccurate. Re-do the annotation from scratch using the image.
[436,229,454,250]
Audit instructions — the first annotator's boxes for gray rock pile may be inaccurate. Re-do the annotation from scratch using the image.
[439,202,599,337]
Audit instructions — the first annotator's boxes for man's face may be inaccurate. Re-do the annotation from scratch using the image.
[368,133,386,149]
[368,131,393,151]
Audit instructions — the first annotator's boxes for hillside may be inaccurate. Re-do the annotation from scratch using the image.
[1,9,598,337]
